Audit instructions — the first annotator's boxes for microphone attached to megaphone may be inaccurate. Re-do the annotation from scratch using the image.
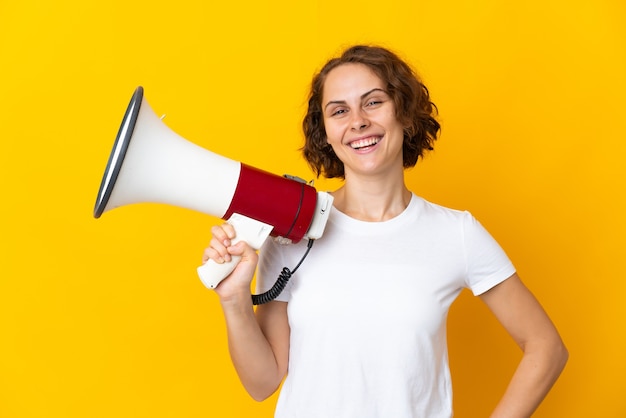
[93,86,333,303]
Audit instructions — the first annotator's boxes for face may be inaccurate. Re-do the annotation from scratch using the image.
[322,63,405,178]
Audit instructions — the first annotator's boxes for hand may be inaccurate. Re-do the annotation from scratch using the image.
[201,223,259,302]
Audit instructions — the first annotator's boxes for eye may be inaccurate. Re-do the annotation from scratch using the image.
[365,99,383,108]
[330,108,348,117]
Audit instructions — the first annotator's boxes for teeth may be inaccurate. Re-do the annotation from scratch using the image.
[350,137,380,149]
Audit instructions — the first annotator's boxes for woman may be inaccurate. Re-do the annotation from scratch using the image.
[203,45,568,417]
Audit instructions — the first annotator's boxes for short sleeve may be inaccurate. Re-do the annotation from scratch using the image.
[463,212,516,296]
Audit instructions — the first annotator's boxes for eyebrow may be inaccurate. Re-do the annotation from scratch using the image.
[323,88,387,111]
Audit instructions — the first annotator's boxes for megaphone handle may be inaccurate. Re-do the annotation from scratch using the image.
[197,214,274,289]
[197,256,243,289]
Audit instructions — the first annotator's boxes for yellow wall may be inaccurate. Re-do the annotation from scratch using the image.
[1,0,624,416]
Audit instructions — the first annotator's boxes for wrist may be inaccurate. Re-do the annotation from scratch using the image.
[219,289,254,312]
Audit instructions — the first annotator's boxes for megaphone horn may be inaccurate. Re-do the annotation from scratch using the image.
[94,87,333,292]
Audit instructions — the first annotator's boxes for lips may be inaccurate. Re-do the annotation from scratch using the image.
[349,136,381,150]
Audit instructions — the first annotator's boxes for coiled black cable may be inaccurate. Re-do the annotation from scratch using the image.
[251,239,315,305]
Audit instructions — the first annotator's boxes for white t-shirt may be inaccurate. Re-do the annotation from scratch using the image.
[256,194,515,418]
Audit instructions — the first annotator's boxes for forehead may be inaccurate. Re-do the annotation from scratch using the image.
[322,63,385,103]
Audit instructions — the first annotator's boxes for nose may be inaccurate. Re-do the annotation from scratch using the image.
[350,108,369,131]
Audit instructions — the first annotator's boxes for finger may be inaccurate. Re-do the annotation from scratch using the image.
[202,247,225,264]
[227,241,257,260]
[210,224,231,247]
[209,225,236,262]
[222,223,237,241]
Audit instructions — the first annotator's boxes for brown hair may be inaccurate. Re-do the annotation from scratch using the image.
[302,45,441,179]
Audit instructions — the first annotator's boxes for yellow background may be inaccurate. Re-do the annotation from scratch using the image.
[1,0,624,416]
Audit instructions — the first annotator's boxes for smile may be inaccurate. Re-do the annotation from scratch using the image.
[349,136,381,150]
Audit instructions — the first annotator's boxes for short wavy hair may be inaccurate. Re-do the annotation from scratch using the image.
[302,45,441,179]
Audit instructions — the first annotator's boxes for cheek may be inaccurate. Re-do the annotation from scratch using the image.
[323,120,346,144]
[323,125,337,144]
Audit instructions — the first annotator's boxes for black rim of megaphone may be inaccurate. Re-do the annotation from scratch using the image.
[93,86,144,218]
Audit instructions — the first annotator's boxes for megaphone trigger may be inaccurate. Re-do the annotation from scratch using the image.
[196,214,273,289]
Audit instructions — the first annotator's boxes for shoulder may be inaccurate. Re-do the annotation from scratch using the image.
[410,194,474,225]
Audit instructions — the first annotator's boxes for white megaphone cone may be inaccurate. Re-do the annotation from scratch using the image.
[94,87,242,219]
[94,87,333,298]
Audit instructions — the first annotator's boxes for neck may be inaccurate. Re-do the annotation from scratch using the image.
[331,174,412,222]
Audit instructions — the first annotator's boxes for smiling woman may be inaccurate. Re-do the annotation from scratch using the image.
[201,45,568,418]
[2,0,625,415]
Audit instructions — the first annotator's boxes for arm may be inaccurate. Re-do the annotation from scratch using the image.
[203,224,290,401]
[479,273,568,418]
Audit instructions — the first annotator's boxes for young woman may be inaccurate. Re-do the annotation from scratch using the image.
[203,45,568,417]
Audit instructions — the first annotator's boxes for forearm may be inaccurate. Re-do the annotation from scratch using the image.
[220,293,284,401]
[490,339,568,418]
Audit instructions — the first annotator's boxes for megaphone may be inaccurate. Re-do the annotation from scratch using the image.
[94,86,333,295]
